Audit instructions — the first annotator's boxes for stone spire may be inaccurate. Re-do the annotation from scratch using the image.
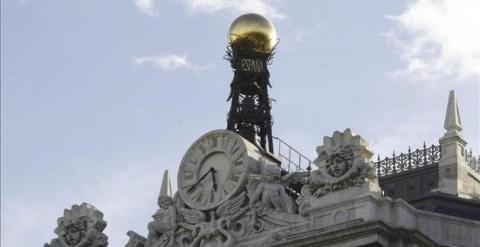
[443,90,463,136]
[159,170,172,199]
[436,90,480,199]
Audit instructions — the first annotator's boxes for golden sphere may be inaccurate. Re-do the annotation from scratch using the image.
[228,13,278,53]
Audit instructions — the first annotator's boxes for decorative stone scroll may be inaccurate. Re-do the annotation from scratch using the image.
[44,203,108,247]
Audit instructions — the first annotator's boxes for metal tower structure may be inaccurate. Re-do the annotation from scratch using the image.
[225,14,277,153]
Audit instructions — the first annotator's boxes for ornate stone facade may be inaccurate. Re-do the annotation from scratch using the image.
[44,92,480,247]
[122,125,479,247]
[125,129,442,247]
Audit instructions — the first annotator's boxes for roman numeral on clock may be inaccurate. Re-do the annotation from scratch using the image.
[193,191,205,202]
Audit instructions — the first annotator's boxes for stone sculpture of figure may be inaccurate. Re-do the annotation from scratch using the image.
[44,203,108,247]
[146,171,177,247]
[248,159,295,213]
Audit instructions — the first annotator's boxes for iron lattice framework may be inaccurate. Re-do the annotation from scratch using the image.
[225,46,275,153]
[374,143,442,177]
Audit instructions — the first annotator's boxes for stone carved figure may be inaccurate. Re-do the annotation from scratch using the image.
[44,203,108,247]
[248,158,296,214]
[305,129,377,198]
[146,171,178,247]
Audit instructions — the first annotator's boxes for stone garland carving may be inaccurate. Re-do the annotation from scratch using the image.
[44,203,108,247]
[302,129,377,198]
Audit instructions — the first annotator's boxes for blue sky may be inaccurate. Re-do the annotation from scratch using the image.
[1,0,479,246]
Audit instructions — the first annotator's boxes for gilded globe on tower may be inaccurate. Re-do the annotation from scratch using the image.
[228,13,278,53]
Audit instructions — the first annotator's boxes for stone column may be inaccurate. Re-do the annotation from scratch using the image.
[437,90,480,199]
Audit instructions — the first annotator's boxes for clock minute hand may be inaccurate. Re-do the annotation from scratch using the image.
[187,169,212,193]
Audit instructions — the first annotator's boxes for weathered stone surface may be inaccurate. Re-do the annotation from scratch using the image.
[44,203,108,247]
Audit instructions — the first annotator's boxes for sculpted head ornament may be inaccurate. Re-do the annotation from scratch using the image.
[304,129,377,198]
[47,203,108,247]
[314,129,373,180]
[61,217,88,246]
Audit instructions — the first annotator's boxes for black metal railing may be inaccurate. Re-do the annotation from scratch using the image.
[272,137,312,173]
[464,149,480,174]
[375,143,442,177]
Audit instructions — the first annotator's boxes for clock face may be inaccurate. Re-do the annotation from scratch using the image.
[178,130,249,210]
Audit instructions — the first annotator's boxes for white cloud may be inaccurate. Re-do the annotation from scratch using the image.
[133,0,285,19]
[133,53,213,72]
[386,0,480,81]
[133,54,191,70]
[134,0,160,16]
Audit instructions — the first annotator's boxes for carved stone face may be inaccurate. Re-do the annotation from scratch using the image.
[326,156,348,177]
[158,197,173,209]
[254,204,265,216]
[64,226,83,246]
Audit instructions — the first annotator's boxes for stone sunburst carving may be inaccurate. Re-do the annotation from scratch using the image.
[44,203,108,247]
[307,129,377,197]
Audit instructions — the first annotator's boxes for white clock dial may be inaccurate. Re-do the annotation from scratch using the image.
[178,130,249,210]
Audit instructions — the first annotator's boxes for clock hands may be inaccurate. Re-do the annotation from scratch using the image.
[187,167,217,193]
[211,168,217,191]
[187,169,211,193]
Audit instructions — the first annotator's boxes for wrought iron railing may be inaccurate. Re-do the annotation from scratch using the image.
[374,143,442,177]
[464,149,480,174]
[272,136,312,173]
[270,138,478,177]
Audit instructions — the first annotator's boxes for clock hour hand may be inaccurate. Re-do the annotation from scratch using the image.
[187,169,212,193]
[211,168,217,191]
